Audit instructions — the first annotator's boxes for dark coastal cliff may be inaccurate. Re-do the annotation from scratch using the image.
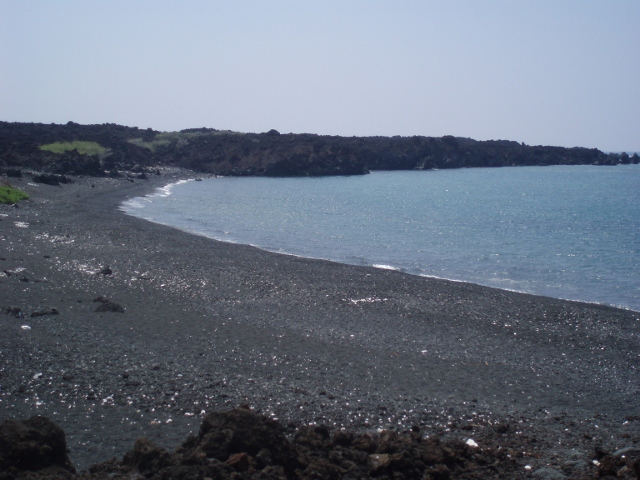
[1,121,637,178]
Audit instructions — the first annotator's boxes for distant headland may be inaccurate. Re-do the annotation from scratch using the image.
[1,121,638,178]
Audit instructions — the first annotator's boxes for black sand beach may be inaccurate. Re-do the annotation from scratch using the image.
[1,170,639,477]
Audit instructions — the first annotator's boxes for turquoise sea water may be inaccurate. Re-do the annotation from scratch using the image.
[121,165,640,312]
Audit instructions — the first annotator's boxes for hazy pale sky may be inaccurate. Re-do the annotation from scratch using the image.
[1,1,638,151]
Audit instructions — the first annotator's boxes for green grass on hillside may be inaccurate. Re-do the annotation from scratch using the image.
[0,185,29,204]
[39,141,106,156]
[129,130,244,151]
[128,136,174,152]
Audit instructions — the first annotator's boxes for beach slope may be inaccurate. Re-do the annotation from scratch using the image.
[1,171,638,475]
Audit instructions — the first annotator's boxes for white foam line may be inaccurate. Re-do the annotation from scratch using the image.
[153,178,194,198]
[372,264,400,271]
[120,178,196,212]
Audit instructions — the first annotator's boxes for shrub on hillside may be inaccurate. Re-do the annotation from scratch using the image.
[0,183,29,204]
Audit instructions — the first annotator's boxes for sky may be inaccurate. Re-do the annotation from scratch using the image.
[1,1,639,152]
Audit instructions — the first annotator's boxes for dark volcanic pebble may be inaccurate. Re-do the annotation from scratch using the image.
[93,296,124,313]
[1,169,639,476]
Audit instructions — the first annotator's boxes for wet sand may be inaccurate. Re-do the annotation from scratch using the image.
[1,170,639,475]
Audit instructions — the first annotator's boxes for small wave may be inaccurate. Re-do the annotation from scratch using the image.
[155,179,194,198]
[372,264,400,271]
[120,178,195,213]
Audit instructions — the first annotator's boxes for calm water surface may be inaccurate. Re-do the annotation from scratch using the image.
[121,165,640,312]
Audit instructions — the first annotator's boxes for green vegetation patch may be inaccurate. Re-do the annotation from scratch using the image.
[128,136,174,152]
[129,130,245,151]
[0,184,29,204]
[39,141,106,156]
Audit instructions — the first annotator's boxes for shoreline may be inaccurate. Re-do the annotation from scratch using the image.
[120,172,640,314]
[1,169,639,475]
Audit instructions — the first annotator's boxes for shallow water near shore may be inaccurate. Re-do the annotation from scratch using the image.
[122,165,640,311]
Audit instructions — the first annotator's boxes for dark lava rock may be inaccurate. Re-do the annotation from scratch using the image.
[165,408,520,479]
[31,307,59,317]
[194,406,297,472]
[93,296,124,313]
[597,449,640,479]
[10,407,639,479]
[0,416,75,474]
[98,266,112,275]
[2,168,22,178]
[94,302,125,313]
[5,305,23,318]
[50,152,105,177]
[1,121,633,179]
[32,174,74,186]
[122,437,172,477]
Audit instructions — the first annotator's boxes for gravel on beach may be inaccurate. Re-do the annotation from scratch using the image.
[1,170,639,478]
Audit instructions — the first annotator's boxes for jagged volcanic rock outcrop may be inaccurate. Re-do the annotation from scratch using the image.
[0,416,75,477]
[2,408,639,479]
[1,121,637,178]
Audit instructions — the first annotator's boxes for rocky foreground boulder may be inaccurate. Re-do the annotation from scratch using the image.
[1,407,639,479]
[0,416,75,478]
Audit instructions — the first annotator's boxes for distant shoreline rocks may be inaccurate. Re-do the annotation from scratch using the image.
[1,121,638,179]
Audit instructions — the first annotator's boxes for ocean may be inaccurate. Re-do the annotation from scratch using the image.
[121,165,640,312]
